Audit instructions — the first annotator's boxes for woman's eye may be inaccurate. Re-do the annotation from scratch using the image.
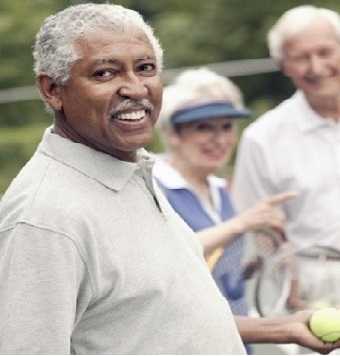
[222,123,233,131]
[196,123,212,132]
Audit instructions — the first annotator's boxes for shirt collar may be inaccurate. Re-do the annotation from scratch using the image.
[295,91,334,133]
[153,155,225,190]
[37,127,154,192]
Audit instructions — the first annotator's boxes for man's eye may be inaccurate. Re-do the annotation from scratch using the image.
[318,48,332,58]
[94,69,115,79]
[293,54,308,63]
[139,63,156,73]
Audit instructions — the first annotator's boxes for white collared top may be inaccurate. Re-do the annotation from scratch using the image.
[153,155,227,224]
[233,91,340,249]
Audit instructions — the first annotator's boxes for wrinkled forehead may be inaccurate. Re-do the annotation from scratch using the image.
[73,25,153,57]
[284,18,339,46]
[280,19,340,60]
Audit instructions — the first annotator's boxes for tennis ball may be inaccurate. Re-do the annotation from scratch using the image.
[309,308,340,343]
[309,301,332,310]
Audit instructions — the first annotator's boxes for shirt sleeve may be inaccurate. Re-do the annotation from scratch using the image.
[0,223,90,354]
[231,130,276,212]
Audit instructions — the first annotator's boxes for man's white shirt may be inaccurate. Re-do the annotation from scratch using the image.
[232,91,340,249]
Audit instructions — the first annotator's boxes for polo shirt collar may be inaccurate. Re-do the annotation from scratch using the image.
[295,91,334,132]
[38,127,153,192]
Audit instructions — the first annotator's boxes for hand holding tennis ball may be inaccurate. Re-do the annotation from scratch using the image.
[309,308,340,342]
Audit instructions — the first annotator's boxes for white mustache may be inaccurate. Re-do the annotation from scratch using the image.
[110,99,154,117]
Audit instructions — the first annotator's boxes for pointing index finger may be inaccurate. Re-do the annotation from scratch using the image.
[265,191,298,205]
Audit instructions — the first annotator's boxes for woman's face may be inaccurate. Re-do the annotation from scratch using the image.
[169,117,237,174]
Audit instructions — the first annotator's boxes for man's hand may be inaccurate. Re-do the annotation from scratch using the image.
[286,310,340,354]
[236,310,340,354]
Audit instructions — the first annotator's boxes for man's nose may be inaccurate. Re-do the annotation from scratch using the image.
[118,72,148,99]
[308,55,326,76]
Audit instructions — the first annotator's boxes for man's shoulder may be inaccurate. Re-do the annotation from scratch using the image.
[242,93,301,142]
[0,151,113,236]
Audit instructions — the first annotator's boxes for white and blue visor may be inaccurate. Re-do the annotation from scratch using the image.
[170,101,250,126]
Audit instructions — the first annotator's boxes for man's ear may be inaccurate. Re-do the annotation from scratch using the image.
[279,60,289,78]
[37,75,63,111]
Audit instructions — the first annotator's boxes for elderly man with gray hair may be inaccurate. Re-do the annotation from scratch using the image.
[2,4,231,354]
[233,5,340,252]
[0,3,339,355]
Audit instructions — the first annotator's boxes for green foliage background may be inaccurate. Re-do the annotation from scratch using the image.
[1,0,340,193]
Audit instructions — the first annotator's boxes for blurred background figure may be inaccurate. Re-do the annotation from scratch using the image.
[233,5,340,251]
[153,68,294,326]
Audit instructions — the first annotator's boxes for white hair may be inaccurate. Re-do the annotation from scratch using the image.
[159,67,244,130]
[268,5,340,62]
[33,3,163,85]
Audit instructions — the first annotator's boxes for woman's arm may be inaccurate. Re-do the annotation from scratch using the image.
[198,191,296,256]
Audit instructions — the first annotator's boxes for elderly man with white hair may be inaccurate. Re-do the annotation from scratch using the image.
[233,5,340,251]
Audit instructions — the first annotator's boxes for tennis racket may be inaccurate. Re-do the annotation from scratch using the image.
[252,232,340,317]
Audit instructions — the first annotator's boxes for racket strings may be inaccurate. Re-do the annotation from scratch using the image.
[251,238,340,316]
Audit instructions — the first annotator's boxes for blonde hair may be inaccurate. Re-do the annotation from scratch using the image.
[159,67,244,130]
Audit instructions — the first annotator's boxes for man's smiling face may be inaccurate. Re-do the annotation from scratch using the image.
[281,19,340,102]
[54,28,163,161]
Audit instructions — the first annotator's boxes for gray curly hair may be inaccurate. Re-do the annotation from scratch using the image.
[33,3,163,85]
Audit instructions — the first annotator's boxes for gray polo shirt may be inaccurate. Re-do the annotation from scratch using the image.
[0,129,245,354]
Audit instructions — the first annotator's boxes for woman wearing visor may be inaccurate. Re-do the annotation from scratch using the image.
[153,68,295,319]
